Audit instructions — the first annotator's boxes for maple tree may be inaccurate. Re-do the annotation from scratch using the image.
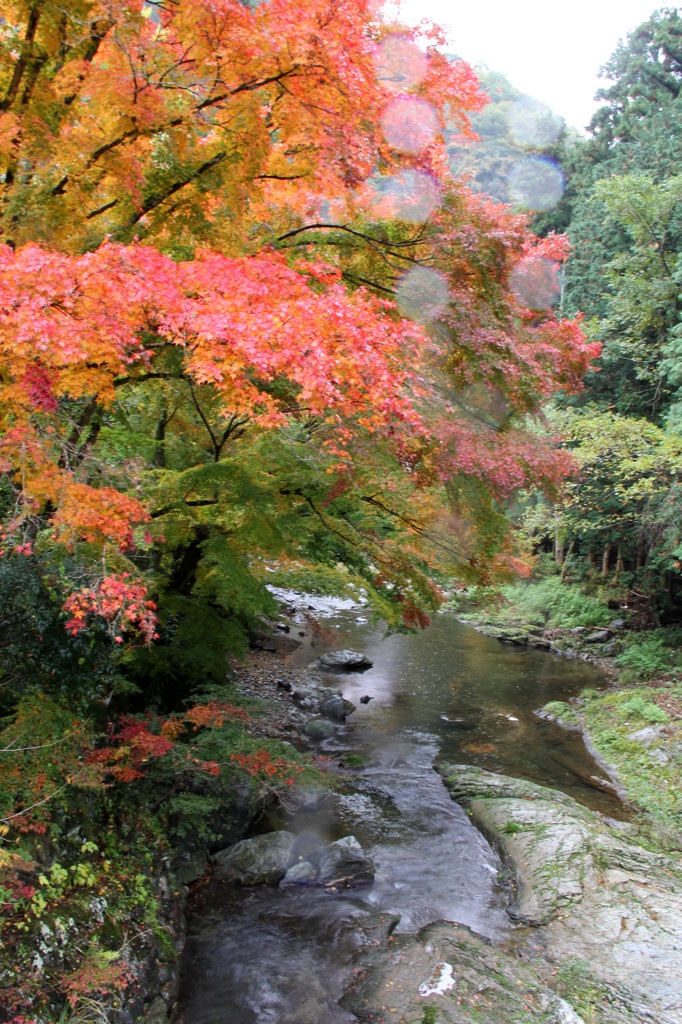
[0,2,599,1015]
[0,0,598,638]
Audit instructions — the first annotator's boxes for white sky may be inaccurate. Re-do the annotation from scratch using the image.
[390,0,665,131]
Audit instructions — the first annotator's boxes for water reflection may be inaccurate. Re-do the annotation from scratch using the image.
[176,612,622,1023]
[289,610,621,816]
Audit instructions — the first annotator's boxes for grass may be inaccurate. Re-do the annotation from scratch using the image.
[615,630,682,682]
[481,577,613,630]
[553,959,608,1024]
[579,684,682,849]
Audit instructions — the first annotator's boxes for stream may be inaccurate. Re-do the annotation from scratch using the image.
[175,603,623,1024]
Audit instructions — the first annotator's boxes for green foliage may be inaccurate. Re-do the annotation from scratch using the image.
[498,578,612,628]
[580,682,682,848]
[620,694,669,723]
[616,632,682,682]
[0,552,115,715]
[517,407,682,618]
[553,958,608,1023]
[542,701,581,728]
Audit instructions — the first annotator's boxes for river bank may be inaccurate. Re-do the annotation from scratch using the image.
[462,606,682,852]
[161,594,681,1024]
[164,602,682,1024]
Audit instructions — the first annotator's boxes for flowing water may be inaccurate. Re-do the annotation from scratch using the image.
[176,604,623,1024]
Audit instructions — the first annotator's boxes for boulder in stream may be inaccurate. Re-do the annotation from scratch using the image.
[281,860,316,885]
[214,830,295,885]
[319,695,357,721]
[316,650,373,671]
[437,763,682,1023]
[317,835,374,886]
[301,718,336,740]
[342,920,589,1024]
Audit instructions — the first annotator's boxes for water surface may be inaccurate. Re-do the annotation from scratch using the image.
[176,606,619,1024]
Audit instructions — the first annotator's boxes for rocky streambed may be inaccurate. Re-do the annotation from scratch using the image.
[169,602,682,1024]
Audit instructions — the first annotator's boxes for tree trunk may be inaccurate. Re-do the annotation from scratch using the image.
[601,543,612,578]
[560,539,575,581]
[555,525,564,565]
[614,545,624,584]
[153,409,166,468]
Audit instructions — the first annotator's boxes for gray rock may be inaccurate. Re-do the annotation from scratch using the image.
[316,649,373,671]
[570,626,587,633]
[342,920,590,1024]
[214,830,295,884]
[319,695,356,721]
[438,763,682,1022]
[287,787,329,810]
[170,852,206,885]
[584,629,611,643]
[545,998,586,1024]
[318,835,374,885]
[610,618,626,629]
[301,718,336,740]
[626,725,666,745]
[281,860,316,885]
[141,998,169,1024]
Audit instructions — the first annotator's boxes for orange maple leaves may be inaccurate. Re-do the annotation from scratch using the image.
[63,573,158,644]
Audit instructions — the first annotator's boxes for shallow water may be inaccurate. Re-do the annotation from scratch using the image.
[176,606,620,1024]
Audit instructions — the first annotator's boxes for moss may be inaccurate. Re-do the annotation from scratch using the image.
[553,958,610,1023]
[580,684,682,849]
[542,700,581,729]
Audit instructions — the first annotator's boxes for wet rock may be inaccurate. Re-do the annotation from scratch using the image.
[438,763,682,1022]
[301,718,336,740]
[342,920,590,1023]
[170,852,207,885]
[355,912,400,945]
[214,830,295,885]
[475,624,532,645]
[316,650,373,671]
[440,714,476,730]
[280,860,316,885]
[610,618,626,630]
[318,835,374,885]
[140,997,169,1024]
[320,695,357,721]
[584,629,611,643]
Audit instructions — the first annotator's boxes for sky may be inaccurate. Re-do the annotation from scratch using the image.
[390,0,664,132]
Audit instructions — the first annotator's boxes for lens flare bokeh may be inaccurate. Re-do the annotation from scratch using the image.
[396,266,450,323]
[510,257,561,310]
[381,96,439,154]
[375,35,427,92]
[371,170,440,223]
[508,157,564,211]
[508,97,562,148]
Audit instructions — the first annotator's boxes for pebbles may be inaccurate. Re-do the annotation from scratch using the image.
[232,647,357,748]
